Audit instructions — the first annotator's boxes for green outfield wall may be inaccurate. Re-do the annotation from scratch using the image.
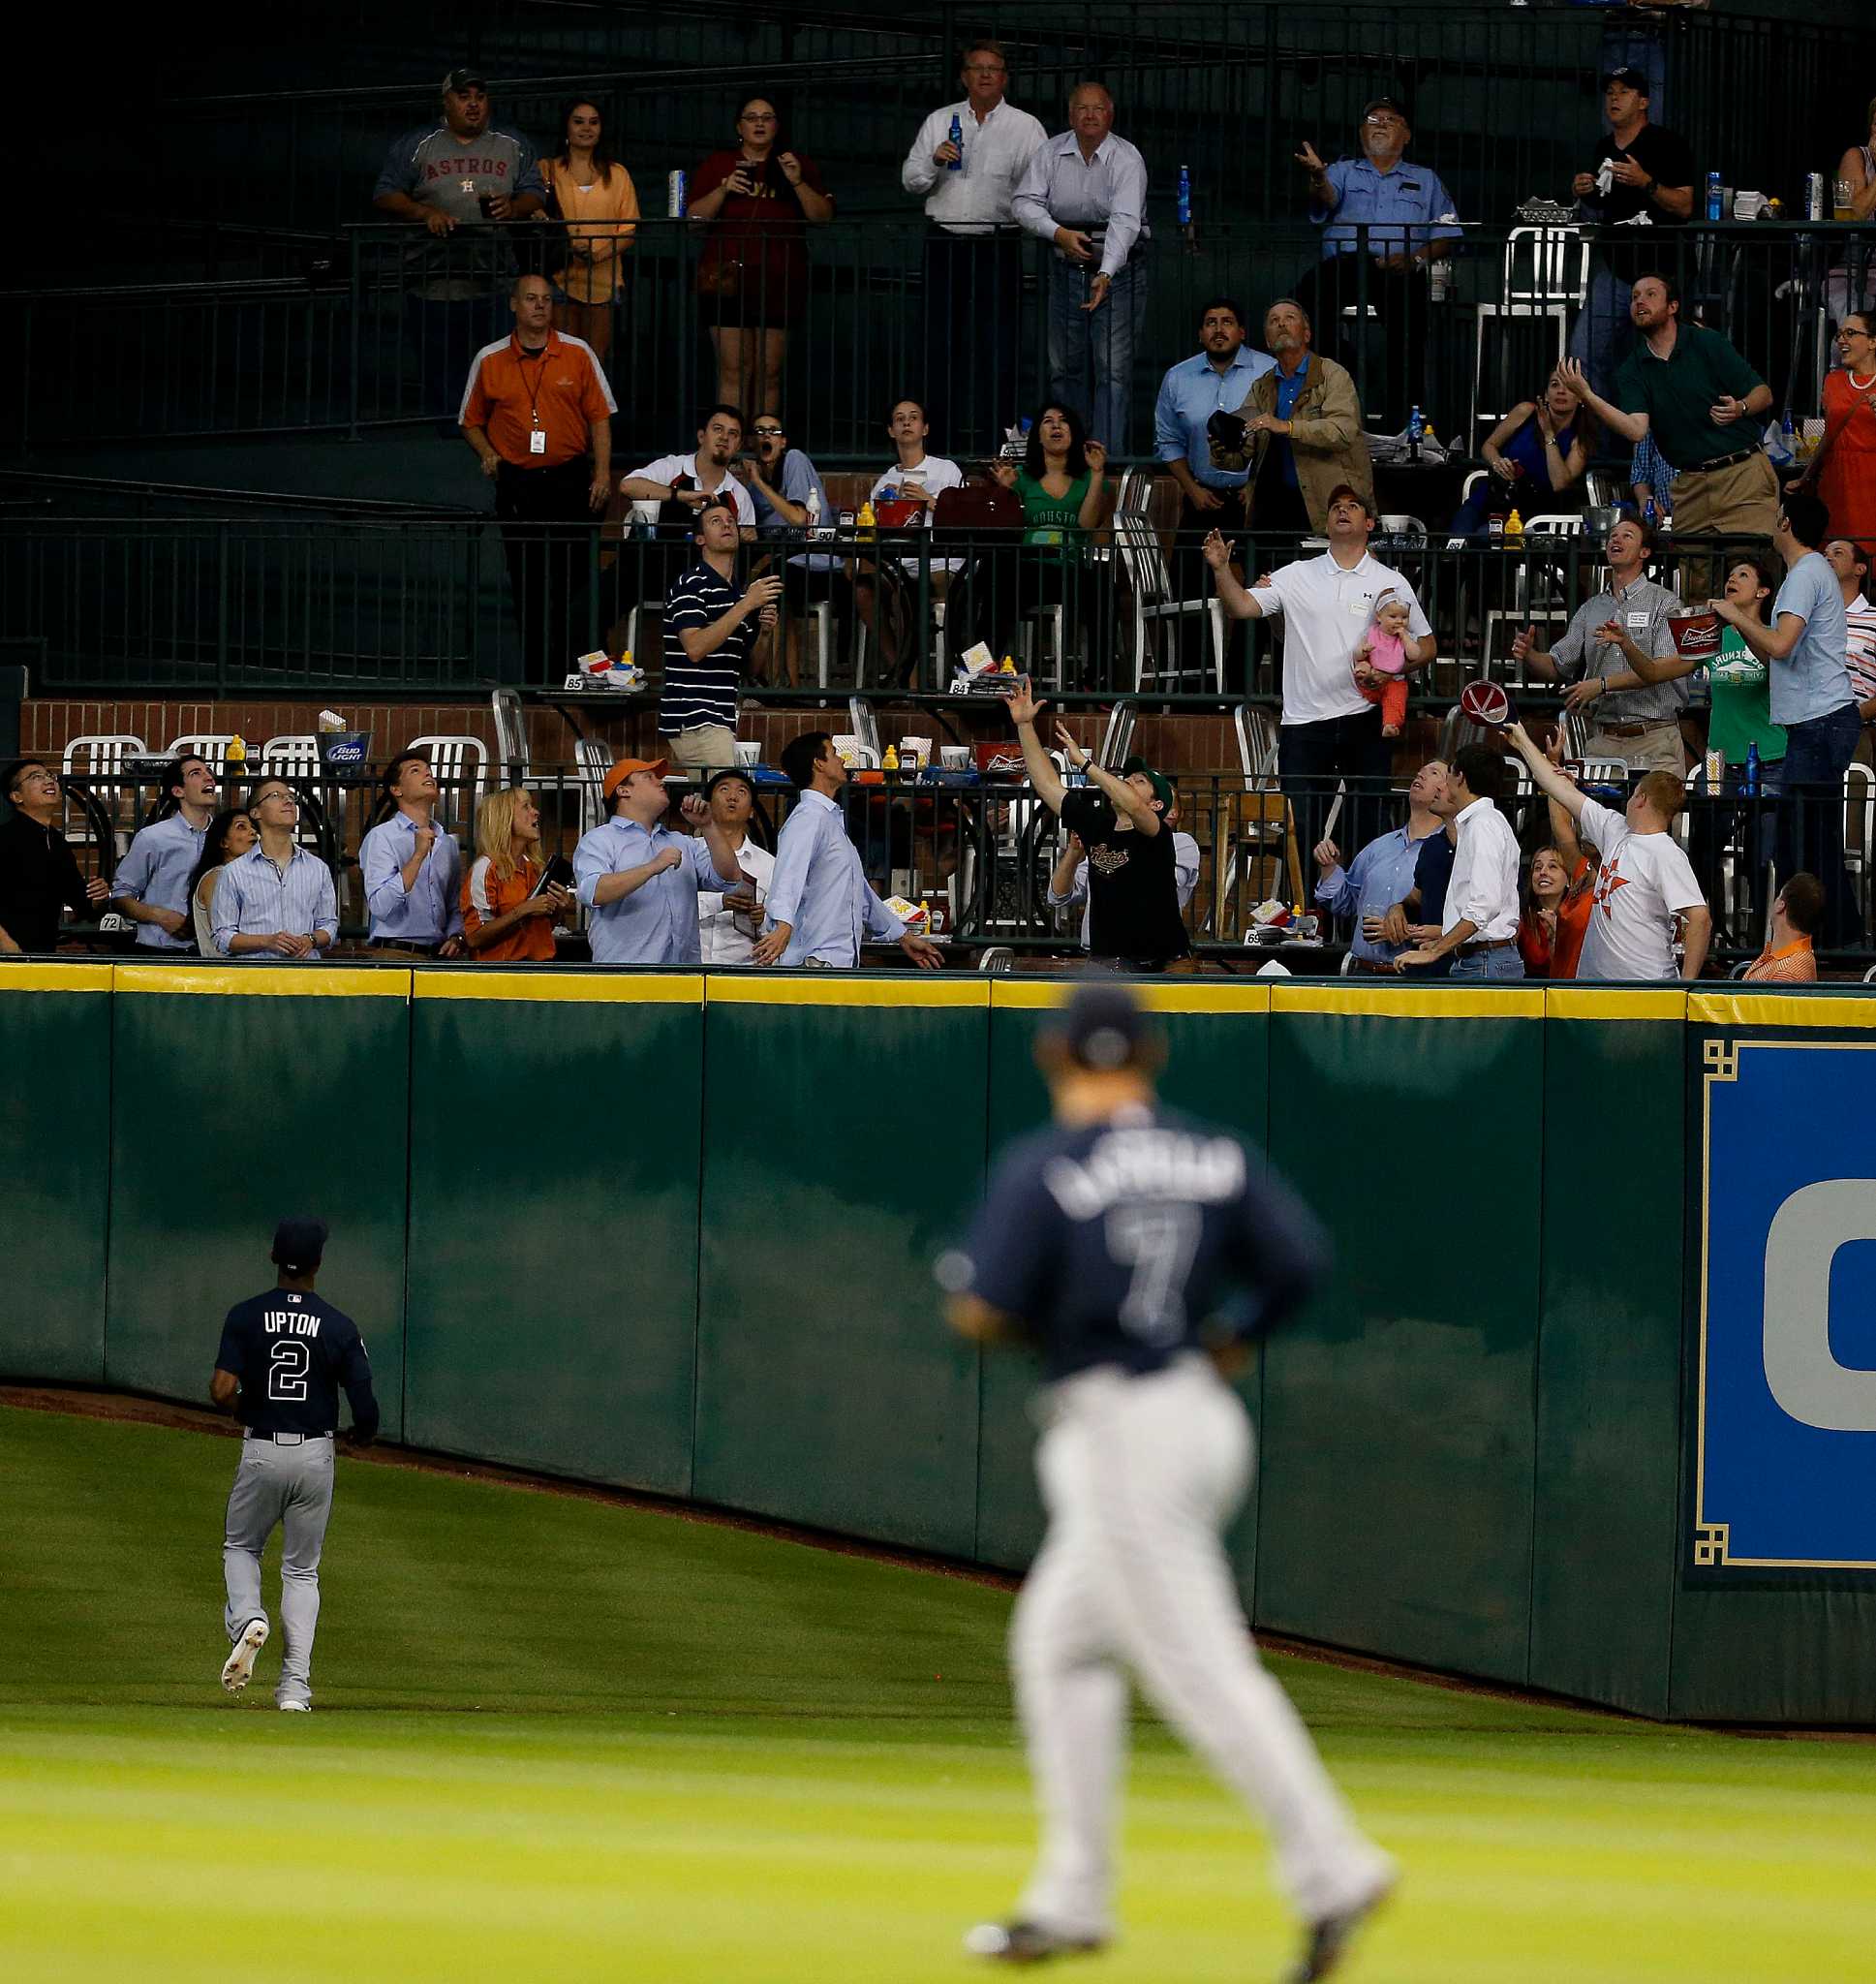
[2,962,1870,1726]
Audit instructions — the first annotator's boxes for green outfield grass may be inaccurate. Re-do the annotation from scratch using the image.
[0,1402,1867,1984]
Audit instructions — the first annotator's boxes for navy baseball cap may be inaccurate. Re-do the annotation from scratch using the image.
[1050,986,1152,1070]
[441,66,487,95]
[271,1218,328,1273]
[1603,67,1650,94]
[1361,95,1408,122]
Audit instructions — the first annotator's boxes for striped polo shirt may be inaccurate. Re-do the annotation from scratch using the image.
[660,560,753,735]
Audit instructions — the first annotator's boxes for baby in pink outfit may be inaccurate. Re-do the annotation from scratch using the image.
[1355,589,1411,737]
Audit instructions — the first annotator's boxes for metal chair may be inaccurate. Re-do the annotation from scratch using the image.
[261,736,335,851]
[1845,761,1875,928]
[1114,511,1225,694]
[1471,226,1589,440]
[406,734,489,834]
[166,733,244,778]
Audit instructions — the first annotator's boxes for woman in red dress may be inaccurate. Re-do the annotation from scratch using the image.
[689,95,834,420]
[1815,312,1876,552]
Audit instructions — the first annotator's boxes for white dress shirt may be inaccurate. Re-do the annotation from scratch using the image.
[696,832,777,965]
[630,452,756,527]
[1443,797,1522,944]
[1248,549,1431,728]
[902,99,1047,232]
[1010,130,1150,278]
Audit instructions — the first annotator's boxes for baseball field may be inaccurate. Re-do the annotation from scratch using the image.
[1,1398,1867,1984]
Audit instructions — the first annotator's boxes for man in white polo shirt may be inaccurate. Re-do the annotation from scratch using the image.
[1203,482,1433,850]
[1396,744,1524,978]
[1506,720,1711,980]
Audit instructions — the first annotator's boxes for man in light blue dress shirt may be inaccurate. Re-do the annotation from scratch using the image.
[358,750,465,955]
[210,781,338,959]
[751,733,946,970]
[573,757,747,967]
[112,753,217,950]
[1153,298,1275,524]
[1011,82,1150,454]
[1294,98,1460,429]
[1310,760,1450,971]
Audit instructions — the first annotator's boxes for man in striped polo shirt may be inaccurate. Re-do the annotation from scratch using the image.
[661,499,782,770]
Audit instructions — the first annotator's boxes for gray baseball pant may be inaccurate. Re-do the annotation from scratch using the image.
[223,1434,335,1707]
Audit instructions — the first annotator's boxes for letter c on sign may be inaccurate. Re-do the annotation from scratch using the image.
[1762,1179,1876,1433]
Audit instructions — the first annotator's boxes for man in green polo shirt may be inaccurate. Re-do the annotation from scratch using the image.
[1560,270,1776,592]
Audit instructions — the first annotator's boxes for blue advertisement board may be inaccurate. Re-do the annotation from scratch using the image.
[1697,1038,1876,1573]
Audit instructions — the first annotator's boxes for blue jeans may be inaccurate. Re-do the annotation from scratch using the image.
[1775,703,1862,946]
[1047,255,1147,453]
[1568,264,1633,388]
[1449,945,1525,980]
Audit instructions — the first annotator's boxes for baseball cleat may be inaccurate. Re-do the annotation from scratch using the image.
[1288,1872,1398,1983]
[964,1920,1109,1965]
[278,1700,312,1713]
[220,1618,268,1693]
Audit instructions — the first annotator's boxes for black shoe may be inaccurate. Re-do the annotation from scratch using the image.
[1288,1877,1395,1982]
[963,1919,1109,1964]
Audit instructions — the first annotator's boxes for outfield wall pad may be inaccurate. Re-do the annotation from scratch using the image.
[1,962,1869,1725]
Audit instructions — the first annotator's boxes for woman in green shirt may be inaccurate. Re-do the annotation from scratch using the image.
[987,402,1111,673]
[1597,552,1784,915]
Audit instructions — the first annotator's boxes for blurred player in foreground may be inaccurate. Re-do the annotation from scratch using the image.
[210,1218,379,1711]
[938,986,1395,1980]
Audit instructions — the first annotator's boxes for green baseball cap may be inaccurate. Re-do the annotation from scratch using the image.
[1120,755,1175,815]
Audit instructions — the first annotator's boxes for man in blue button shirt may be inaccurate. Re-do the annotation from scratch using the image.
[358,750,465,956]
[751,732,945,969]
[1311,758,1450,971]
[573,757,746,966]
[112,753,218,950]
[1713,490,1859,944]
[1294,98,1460,430]
[1154,298,1274,530]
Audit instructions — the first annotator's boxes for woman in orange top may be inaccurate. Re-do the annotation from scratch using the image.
[541,98,639,363]
[1517,844,1595,978]
[462,788,570,961]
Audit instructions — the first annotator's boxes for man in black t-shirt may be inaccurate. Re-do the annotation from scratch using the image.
[1006,680,1192,970]
[209,1218,378,1712]
[1567,69,1695,383]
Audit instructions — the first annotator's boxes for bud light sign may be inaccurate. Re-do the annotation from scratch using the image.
[1695,1035,1876,1573]
[318,732,369,766]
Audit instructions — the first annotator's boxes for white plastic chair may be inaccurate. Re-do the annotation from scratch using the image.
[260,735,333,849]
[60,733,146,851]
[1845,761,1874,920]
[405,734,488,832]
[166,733,244,778]
[1472,226,1589,437]
[1114,512,1225,694]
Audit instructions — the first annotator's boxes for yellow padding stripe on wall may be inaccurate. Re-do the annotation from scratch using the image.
[706,974,990,1009]
[415,972,703,1005]
[1273,983,1545,1019]
[114,964,411,999]
[1547,988,1686,1021]
[0,963,113,992]
[991,979,1271,1014]
[1690,991,1876,1031]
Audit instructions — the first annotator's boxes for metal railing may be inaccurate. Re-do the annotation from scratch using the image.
[12,220,1869,458]
[44,760,1876,965]
[0,509,1802,698]
[62,4,1867,250]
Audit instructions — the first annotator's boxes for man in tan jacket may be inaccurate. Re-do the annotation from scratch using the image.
[1208,298,1372,535]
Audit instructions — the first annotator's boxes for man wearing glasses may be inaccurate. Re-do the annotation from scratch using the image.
[739,416,845,689]
[0,758,108,954]
[902,41,1046,452]
[1294,97,1461,431]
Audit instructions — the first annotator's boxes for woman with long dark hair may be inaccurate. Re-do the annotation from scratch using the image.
[1452,368,1591,535]
[688,93,834,417]
[187,805,259,956]
[989,401,1112,674]
[541,97,638,362]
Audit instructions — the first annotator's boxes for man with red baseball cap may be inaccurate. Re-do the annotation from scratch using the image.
[571,758,745,965]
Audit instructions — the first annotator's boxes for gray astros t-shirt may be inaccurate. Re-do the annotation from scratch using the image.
[374,122,544,298]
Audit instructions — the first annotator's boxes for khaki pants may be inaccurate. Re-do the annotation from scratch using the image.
[1584,723,1685,774]
[667,724,737,771]
[1669,451,1778,599]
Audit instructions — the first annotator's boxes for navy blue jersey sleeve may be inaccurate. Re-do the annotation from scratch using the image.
[213,1305,247,1375]
[1219,1157,1331,1341]
[954,1137,1063,1328]
[328,1316,380,1441]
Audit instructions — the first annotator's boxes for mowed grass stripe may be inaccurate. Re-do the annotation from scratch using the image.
[1,1404,1871,1984]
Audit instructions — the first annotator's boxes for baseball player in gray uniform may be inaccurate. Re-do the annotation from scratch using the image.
[211,1219,379,1711]
[938,986,1396,1980]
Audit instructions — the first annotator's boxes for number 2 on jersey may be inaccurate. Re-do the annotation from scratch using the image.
[1105,1203,1201,1346]
[267,1339,311,1401]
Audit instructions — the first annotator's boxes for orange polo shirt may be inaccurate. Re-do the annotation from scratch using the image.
[459,330,617,469]
[1742,936,1817,983]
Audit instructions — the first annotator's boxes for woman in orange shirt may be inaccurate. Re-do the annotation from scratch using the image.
[462,788,571,961]
[1518,844,1595,978]
[541,98,639,363]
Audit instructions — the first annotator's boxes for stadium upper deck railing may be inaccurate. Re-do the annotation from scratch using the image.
[71,3,1869,253]
[9,220,1869,458]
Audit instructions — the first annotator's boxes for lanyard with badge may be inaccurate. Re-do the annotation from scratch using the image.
[518,344,551,455]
